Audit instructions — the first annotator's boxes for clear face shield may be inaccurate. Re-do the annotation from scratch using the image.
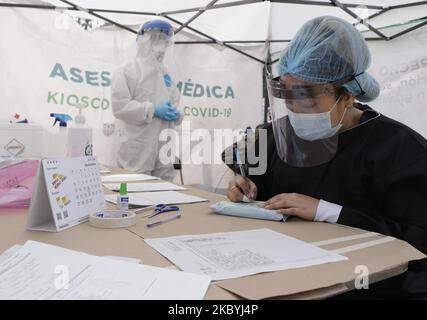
[137,29,174,62]
[266,69,352,167]
[149,31,173,59]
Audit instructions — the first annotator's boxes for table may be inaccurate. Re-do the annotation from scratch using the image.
[0,167,424,299]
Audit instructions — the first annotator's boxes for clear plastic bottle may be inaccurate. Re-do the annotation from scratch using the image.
[67,104,93,157]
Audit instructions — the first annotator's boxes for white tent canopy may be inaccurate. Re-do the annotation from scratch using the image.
[2,0,426,72]
[2,0,426,65]
[1,0,427,191]
[3,1,427,43]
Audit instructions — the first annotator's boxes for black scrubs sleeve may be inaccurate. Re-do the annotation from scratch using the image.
[338,153,427,254]
[339,207,427,253]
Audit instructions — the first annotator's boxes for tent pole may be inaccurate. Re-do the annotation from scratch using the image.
[160,0,263,16]
[175,40,292,44]
[78,9,156,16]
[388,18,427,40]
[164,15,266,64]
[353,7,390,27]
[58,0,138,34]
[226,40,291,43]
[389,1,427,10]
[330,0,389,40]
[270,0,383,10]
[0,2,156,16]
[263,46,272,125]
[174,0,220,34]
[0,3,68,10]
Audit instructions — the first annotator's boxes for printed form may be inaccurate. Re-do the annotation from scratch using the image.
[101,174,160,183]
[0,241,210,300]
[104,182,186,192]
[145,228,347,280]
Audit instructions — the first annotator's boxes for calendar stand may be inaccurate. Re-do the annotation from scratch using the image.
[27,156,106,232]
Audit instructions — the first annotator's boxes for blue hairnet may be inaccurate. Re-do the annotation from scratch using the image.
[278,16,380,102]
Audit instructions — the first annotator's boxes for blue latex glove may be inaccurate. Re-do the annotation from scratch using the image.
[153,101,180,121]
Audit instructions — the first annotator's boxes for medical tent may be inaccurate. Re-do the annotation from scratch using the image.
[0,0,426,192]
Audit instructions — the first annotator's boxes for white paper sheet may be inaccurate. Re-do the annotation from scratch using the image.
[145,228,348,281]
[0,241,211,300]
[104,182,186,192]
[101,174,160,183]
[105,191,208,207]
[0,245,142,265]
[102,256,142,264]
[0,244,22,264]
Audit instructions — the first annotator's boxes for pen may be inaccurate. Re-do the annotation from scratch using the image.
[146,213,181,228]
[234,148,246,178]
[234,148,253,203]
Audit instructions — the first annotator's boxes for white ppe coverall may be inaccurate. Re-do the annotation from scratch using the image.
[111,34,182,180]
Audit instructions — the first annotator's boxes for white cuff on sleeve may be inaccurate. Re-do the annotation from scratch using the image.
[314,199,342,223]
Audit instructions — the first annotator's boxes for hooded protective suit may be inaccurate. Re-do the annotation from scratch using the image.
[111,22,182,181]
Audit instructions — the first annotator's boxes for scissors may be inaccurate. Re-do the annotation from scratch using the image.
[145,204,181,228]
[147,204,180,218]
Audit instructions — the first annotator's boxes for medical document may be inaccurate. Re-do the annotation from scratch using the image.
[0,241,210,300]
[105,191,208,207]
[101,173,160,183]
[145,228,347,281]
[104,182,186,192]
[0,245,141,265]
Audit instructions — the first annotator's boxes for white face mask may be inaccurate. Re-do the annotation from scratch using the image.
[287,96,347,141]
[151,39,168,60]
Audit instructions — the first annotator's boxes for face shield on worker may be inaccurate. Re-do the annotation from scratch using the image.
[267,16,380,167]
[136,19,175,63]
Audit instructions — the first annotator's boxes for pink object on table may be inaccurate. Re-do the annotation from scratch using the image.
[0,160,39,208]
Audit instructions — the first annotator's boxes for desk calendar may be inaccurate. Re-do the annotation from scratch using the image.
[27,157,106,232]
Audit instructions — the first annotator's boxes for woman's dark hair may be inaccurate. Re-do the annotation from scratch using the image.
[334,86,348,99]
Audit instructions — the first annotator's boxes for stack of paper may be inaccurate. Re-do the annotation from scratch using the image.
[0,241,211,300]
[104,182,186,192]
[105,191,208,207]
[101,174,159,183]
[0,185,33,207]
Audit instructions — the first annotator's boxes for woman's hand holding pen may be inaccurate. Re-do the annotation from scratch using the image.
[227,175,257,202]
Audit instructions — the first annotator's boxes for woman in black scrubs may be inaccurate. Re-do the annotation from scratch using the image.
[226,16,427,298]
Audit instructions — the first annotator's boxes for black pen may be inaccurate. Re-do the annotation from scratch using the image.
[234,148,246,178]
[234,148,253,202]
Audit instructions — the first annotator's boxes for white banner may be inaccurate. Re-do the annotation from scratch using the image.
[172,42,265,192]
[368,28,427,138]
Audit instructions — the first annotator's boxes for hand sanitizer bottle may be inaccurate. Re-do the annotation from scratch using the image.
[117,183,129,211]
[67,104,93,157]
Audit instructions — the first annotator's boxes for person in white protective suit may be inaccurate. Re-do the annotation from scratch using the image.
[111,20,183,181]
